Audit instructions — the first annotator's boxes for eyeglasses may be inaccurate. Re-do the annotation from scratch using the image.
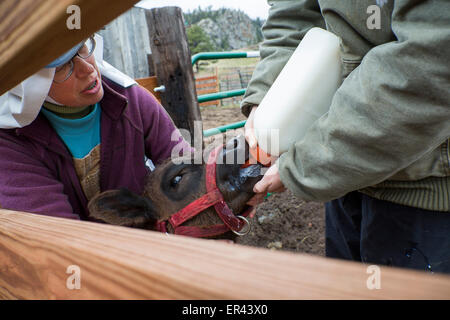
[53,37,96,83]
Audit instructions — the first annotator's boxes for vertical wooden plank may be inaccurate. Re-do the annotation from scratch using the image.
[145,6,202,145]
[147,54,155,76]
[129,7,151,78]
[97,7,151,79]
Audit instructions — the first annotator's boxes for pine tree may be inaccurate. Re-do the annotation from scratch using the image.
[186,25,215,55]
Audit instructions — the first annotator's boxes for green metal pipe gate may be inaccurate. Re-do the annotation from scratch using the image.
[192,51,260,67]
[203,120,247,138]
[193,51,259,137]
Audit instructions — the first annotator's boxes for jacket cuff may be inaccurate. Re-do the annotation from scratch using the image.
[277,151,314,202]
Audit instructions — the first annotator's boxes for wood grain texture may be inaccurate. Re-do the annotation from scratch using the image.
[1,209,449,300]
[97,6,151,79]
[0,0,139,95]
[135,76,162,103]
[196,75,220,107]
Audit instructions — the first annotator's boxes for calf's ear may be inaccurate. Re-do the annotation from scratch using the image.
[88,188,157,229]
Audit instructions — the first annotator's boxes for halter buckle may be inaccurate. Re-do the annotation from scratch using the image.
[231,215,252,236]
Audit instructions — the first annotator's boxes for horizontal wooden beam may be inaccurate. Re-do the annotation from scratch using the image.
[0,209,449,299]
[196,82,218,90]
[135,76,162,103]
[195,75,218,82]
[0,0,139,95]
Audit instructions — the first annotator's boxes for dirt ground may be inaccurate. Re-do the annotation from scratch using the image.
[201,106,326,256]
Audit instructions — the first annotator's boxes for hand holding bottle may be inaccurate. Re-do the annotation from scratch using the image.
[253,163,286,194]
[245,106,286,195]
[244,105,258,149]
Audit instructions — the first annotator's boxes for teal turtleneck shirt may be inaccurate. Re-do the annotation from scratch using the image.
[41,103,101,159]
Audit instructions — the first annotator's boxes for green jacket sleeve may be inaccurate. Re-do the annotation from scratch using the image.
[240,0,325,116]
[278,0,450,202]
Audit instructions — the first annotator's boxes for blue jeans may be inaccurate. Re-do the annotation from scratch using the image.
[325,192,450,274]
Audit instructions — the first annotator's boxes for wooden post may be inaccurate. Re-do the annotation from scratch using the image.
[1,208,450,299]
[145,6,202,145]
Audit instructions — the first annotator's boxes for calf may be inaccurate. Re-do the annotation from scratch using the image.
[88,135,262,239]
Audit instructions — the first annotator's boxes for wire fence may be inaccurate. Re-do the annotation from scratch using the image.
[218,66,254,106]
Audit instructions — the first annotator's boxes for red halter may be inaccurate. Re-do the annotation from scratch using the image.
[155,145,252,238]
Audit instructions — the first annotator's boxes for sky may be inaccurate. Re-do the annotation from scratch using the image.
[136,0,270,20]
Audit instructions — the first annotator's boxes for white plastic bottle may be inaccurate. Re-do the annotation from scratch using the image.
[253,27,342,158]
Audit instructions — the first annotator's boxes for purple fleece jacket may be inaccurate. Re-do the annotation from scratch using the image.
[0,78,189,220]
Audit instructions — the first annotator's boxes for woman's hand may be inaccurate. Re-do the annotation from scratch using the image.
[254,163,286,194]
[245,105,286,195]
[245,164,286,218]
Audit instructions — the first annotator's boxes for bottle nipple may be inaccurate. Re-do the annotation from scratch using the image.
[242,145,274,168]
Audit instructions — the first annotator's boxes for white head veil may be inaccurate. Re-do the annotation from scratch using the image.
[0,33,136,129]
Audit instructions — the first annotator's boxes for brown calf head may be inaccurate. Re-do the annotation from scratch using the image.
[88,135,262,239]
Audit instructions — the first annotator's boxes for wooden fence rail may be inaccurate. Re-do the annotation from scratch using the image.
[2,1,450,301]
[1,209,450,300]
[135,76,162,103]
[195,73,220,107]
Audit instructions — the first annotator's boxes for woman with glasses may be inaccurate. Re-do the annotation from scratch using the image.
[0,34,191,220]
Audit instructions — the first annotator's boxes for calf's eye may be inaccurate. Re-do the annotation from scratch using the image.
[170,175,182,187]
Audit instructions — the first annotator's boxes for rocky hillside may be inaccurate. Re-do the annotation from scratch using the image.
[184,7,264,51]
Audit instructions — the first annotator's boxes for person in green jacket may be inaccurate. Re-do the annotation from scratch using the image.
[243,0,450,273]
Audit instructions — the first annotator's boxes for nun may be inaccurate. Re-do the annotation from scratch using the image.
[0,34,189,219]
